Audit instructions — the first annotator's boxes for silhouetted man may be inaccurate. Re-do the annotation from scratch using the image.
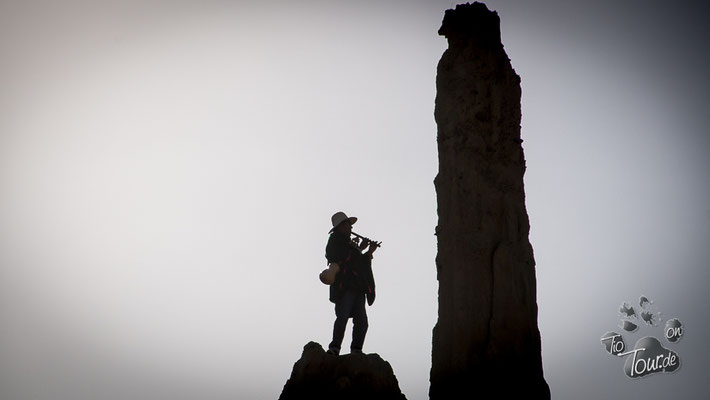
[325,211,378,355]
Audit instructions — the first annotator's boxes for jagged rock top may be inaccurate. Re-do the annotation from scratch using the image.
[438,2,502,50]
[279,341,406,400]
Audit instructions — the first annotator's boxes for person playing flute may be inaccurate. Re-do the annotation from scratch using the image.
[324,211,379,355]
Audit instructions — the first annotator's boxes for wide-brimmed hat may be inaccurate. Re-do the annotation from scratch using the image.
[329,211,357,233]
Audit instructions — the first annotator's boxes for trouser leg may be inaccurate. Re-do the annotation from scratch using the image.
[329,314,347,352]
[350,292,368,352]
[328,291,356,352]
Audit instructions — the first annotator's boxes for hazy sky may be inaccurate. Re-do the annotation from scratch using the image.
[1,1,708,399]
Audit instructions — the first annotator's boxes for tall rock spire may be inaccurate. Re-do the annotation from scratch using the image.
[430,3,550,398]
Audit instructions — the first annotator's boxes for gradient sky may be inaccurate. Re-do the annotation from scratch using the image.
[1,1,708,399]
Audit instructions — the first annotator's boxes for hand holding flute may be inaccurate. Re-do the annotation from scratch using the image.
[351,231,381,258]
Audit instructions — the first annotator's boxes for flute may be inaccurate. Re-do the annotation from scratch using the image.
[351,231,382,248]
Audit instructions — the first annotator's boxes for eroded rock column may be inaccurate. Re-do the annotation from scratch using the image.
[430,3,550,398]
